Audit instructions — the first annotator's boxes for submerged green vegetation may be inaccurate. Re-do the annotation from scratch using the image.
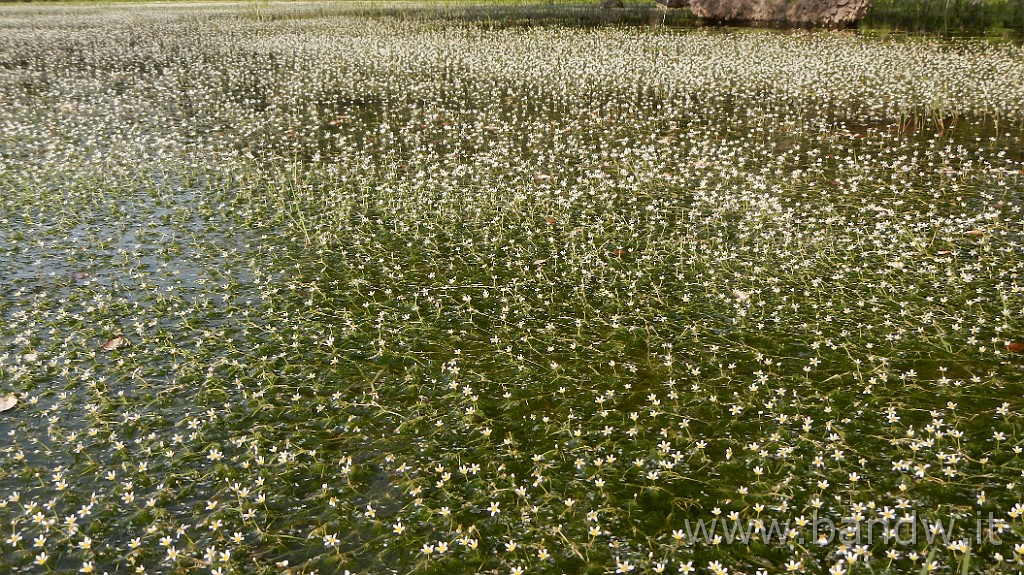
[1,2,1024,574]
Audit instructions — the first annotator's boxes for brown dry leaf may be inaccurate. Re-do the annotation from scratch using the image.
[732,289,751,302]
[101,335,130,352]
[964,229,986,237]
[0,395,16,412]
[532,259,548,266]
[1006,342,1024,353]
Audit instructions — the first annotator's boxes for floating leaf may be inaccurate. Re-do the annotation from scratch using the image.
[101,335,130,352]
[0,395,16,413]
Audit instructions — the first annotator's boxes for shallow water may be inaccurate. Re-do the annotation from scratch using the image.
[1,3,1024,574]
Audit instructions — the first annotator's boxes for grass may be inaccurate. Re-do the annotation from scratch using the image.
[866,0,1024,32]
[1,0,1023,33]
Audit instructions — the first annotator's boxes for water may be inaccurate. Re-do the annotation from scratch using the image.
[1,3,1023,574]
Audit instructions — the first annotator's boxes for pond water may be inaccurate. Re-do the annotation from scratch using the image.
[1,3,1023,574]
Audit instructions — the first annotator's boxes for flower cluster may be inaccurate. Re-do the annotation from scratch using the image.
[0,3,1023,574]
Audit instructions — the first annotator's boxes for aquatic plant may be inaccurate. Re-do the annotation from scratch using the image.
[0,3,1023,574]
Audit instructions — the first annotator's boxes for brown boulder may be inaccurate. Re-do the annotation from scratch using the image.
[689,0,871,25]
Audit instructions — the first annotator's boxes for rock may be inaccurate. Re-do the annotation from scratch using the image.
[689,0,872,26]
[654,0,691,8]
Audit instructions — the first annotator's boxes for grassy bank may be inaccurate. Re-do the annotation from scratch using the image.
[1,0,1024,32]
